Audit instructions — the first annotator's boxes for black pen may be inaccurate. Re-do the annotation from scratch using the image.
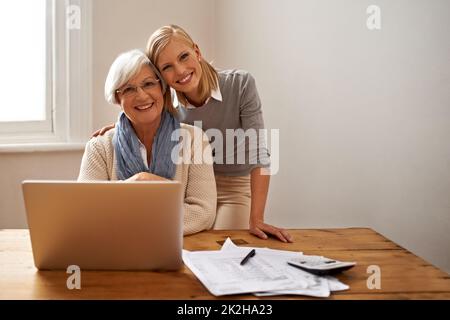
[240,249,256,265]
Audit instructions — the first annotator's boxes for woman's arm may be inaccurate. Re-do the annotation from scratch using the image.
[91,123,115,138]
[249,167,293,242]
[125,172,168,181]
[78,138,111,181]
[240,73,293,242]
[182,127,217,235]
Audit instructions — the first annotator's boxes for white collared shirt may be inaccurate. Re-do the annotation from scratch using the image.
[138,140,149,169]
[173,86,223,109]
[138,85,224,168]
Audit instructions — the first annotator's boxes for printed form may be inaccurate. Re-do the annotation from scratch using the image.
[182,238,349,297]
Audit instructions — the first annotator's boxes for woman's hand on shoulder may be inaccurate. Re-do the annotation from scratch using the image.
[126,172,168,182]
[91,123,115,138]
[249,219,293,243]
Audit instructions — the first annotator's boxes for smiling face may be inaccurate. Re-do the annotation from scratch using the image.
[116,64,164,129]
[156,36,203,99]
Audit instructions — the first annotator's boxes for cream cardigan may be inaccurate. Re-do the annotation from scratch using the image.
[78,123,217,235]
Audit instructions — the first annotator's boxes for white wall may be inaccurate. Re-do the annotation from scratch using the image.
[214,0,450,272]
[1,0,449,273]
[0,151,83,227]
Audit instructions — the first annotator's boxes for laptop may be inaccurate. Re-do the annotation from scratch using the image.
[22,180,183,271]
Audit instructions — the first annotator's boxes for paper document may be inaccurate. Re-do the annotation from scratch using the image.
[183,249,307,296]
[221,238,349,297]
[182,238,350,297]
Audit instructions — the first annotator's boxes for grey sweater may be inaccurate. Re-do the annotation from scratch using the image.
[177,69,270,176]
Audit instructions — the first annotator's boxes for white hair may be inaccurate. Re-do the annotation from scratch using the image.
[104,49,167,105]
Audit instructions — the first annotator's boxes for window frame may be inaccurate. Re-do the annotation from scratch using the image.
[0,0,92,147]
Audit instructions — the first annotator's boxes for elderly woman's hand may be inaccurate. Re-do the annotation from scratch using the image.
[126,172,168,182]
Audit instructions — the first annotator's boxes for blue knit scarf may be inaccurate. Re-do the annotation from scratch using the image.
[113,111,180,180]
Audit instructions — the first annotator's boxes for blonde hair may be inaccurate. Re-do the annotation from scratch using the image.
[104,49,176,115]
[146,25,218,107]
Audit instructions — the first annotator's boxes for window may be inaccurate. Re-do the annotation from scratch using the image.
[0,0,92,148]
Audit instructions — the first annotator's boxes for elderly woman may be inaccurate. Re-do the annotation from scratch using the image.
[78,49,216,235]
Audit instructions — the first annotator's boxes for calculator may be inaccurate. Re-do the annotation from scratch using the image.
[287,255,356,276]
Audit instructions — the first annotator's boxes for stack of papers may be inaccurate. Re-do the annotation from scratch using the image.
[182,238,350,297]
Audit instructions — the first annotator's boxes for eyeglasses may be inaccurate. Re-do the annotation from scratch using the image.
[116,78,161,99]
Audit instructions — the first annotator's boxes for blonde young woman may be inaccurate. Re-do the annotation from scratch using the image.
[95,25,292,243]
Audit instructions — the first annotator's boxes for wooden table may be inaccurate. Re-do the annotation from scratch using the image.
[1,228,449,300]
